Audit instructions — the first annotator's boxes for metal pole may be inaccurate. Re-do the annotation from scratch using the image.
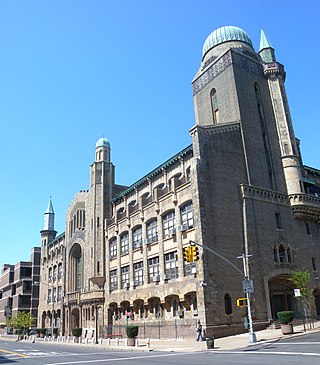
[95,304,98,344]
[238,254,256,343]
[52,288,54,338]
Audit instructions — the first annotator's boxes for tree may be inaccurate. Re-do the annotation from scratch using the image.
[289,269,313,328]
[289,270,312,305]
[6,311,36,335]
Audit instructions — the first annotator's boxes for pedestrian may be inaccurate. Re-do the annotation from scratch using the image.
[196,320,204,341]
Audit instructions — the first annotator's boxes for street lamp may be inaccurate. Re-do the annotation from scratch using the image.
[34,280,55,338]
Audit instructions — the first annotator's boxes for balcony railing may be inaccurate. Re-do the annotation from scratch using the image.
[289,193,320,221]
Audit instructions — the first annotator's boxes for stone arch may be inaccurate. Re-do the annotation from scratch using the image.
[268,274,295,320]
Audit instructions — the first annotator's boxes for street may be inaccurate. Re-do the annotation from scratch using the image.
[0,332,320,364]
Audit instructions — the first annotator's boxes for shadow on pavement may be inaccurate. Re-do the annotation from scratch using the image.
[0,354,17,363]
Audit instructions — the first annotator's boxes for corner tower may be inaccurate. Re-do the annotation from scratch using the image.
[259,30,304,195]
[191,25,286,191]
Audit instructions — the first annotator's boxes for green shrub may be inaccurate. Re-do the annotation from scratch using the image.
[72,328,82,337]
[126,325,138,338]
[277,311,294,324]
[53,328,59,335]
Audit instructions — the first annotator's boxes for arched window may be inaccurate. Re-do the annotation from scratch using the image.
[69,243,82,292]
[146,219,158,243]
[163,211,176,237]
[120,232,129,254]
[278,244,286,263]
[287,247,292,263]
[224,293,232,315]
[133,226,143,249]
[180,202,193,229]
[273,245,278,263]
[210,88,219,124]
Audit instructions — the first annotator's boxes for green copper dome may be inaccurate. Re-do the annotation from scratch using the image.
[96,137,110,148]
[203,26,253,57]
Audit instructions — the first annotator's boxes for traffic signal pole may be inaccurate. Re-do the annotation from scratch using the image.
[237,254,257,343]
[189,240,257,344]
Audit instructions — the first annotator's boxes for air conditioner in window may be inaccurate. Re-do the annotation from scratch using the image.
[163,274,170,281]
[168,228,176,235]
[177,224,188,232]
[144,238,153,245]
[124,282,130,289]
[153,276,160,283]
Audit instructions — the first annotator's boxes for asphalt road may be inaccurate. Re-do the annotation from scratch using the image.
[0,332,320,365]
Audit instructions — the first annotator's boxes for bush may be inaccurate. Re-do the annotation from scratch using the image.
[126,325,138,338]
[53,328,59,335]
[277,311,294,324]
[40,328,47,335]
[72,328,82,337]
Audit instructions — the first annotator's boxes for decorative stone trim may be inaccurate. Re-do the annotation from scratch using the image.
[240,184,289,206]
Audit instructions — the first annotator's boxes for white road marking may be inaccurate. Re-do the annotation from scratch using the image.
[215,350,320,356]
[43,352,186,365]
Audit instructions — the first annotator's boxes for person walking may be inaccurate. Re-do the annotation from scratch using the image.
[196,320,204,341]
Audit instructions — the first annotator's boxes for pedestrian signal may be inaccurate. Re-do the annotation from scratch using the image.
[236,298,248,307]
[183,246,192,263]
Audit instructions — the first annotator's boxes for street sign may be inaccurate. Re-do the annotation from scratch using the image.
[294,288,301,297]
[243,279,254,294]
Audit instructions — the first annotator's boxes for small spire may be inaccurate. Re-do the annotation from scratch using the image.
[45,196,54,214]
[44,197,55,231]
[259,29,273,51]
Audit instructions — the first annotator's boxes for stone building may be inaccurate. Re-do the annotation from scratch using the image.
[39,25,320,338]
[0,247,41,334]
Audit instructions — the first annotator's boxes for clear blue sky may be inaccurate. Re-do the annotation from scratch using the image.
[0,0,319,265]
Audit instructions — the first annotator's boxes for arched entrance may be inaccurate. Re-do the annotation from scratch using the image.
[268,274,295,319]
[70,308,80,330]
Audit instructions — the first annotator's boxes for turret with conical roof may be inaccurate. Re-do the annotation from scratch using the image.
[259,29,276,63]
[40,198,57,251]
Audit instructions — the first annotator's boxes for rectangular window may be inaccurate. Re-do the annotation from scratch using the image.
[120,233,129,254]
[53,287,57,302]
[184,262,196,276]
[275,212,282,229]
[121,266,130,289]
[110,269,118,292]
[164,251,179,279]
[148,256,160,282]
[58,264,63,279]
[109,239,117,258]
[48,289,52,303]
[134,261,144,286]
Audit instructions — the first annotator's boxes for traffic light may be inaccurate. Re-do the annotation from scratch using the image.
[183,246,192,262]
[236,298,248,307]
[191,246,200,261]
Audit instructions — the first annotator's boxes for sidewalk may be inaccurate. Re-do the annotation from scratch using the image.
[1,322,320,353]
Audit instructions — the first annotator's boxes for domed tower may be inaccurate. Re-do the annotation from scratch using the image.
[88,137,115,282]
[191,25,287,192]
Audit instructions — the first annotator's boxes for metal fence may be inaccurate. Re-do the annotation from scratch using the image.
[100,320,198,340]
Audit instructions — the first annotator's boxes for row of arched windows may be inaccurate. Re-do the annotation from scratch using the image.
[273,243,294,264]
[69,209,85,238]
[48,263,63,281]
[109,202,194,258]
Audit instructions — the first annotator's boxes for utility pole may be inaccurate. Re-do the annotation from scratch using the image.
[189,240,257,344]
[237,254,256,343]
